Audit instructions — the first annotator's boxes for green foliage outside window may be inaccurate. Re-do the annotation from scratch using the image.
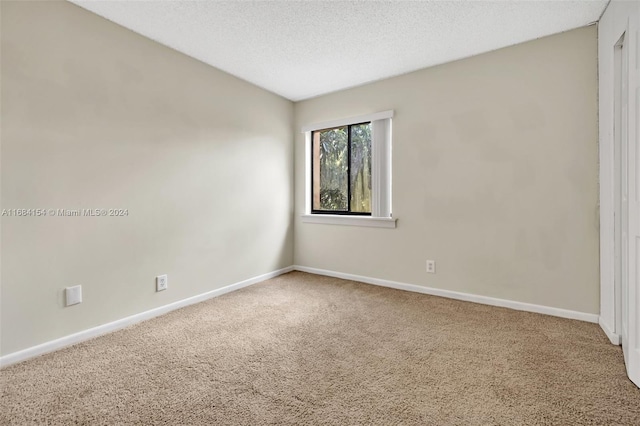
[315,123,371,213]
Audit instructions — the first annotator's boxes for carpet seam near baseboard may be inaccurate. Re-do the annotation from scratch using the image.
[293,265,600,324]
[599,317,622,345]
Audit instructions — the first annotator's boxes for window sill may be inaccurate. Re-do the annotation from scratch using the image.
[301,214,397,228]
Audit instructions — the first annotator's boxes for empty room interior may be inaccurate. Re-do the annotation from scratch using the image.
[2,0,640,424]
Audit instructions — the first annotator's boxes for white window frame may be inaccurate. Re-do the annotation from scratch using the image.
[301,110,396,228]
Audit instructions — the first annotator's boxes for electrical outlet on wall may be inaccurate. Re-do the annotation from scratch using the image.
[156,274,168,292]
[426,260,436,274]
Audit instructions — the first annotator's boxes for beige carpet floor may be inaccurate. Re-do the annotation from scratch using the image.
[1,271,639,425]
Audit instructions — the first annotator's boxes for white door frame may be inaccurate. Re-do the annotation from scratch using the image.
[598,1,640,388]
[625,9,640,385]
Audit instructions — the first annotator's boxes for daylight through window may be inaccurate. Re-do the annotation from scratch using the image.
[302,110,394,227]
[312,123,372,214]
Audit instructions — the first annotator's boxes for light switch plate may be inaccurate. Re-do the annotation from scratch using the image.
[65,285,82,306]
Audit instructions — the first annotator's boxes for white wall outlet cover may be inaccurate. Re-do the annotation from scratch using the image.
[65,285,82,306]
[426,260,436,274]
[156,274,168,292]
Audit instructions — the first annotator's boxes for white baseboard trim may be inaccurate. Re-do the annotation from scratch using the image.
[294,265,600,324]
[598,317,622,345]
[0,266,294,368]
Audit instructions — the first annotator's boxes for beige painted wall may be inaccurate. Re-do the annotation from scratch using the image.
[1,1,293,355]
[0,1,600,357]
[294,26,599,314]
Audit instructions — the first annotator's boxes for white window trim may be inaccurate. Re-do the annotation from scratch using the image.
[300,214,396,228]
[301,110,394,133]
[301,110,396,228]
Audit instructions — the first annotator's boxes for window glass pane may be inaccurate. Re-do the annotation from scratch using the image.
[350,123,372,213]
[313,127,348,211]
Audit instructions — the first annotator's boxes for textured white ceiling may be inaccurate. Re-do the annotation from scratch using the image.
[69,0,608,101]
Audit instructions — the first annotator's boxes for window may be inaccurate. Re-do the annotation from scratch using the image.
[302,110,396,228]
[312,122,372,215]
